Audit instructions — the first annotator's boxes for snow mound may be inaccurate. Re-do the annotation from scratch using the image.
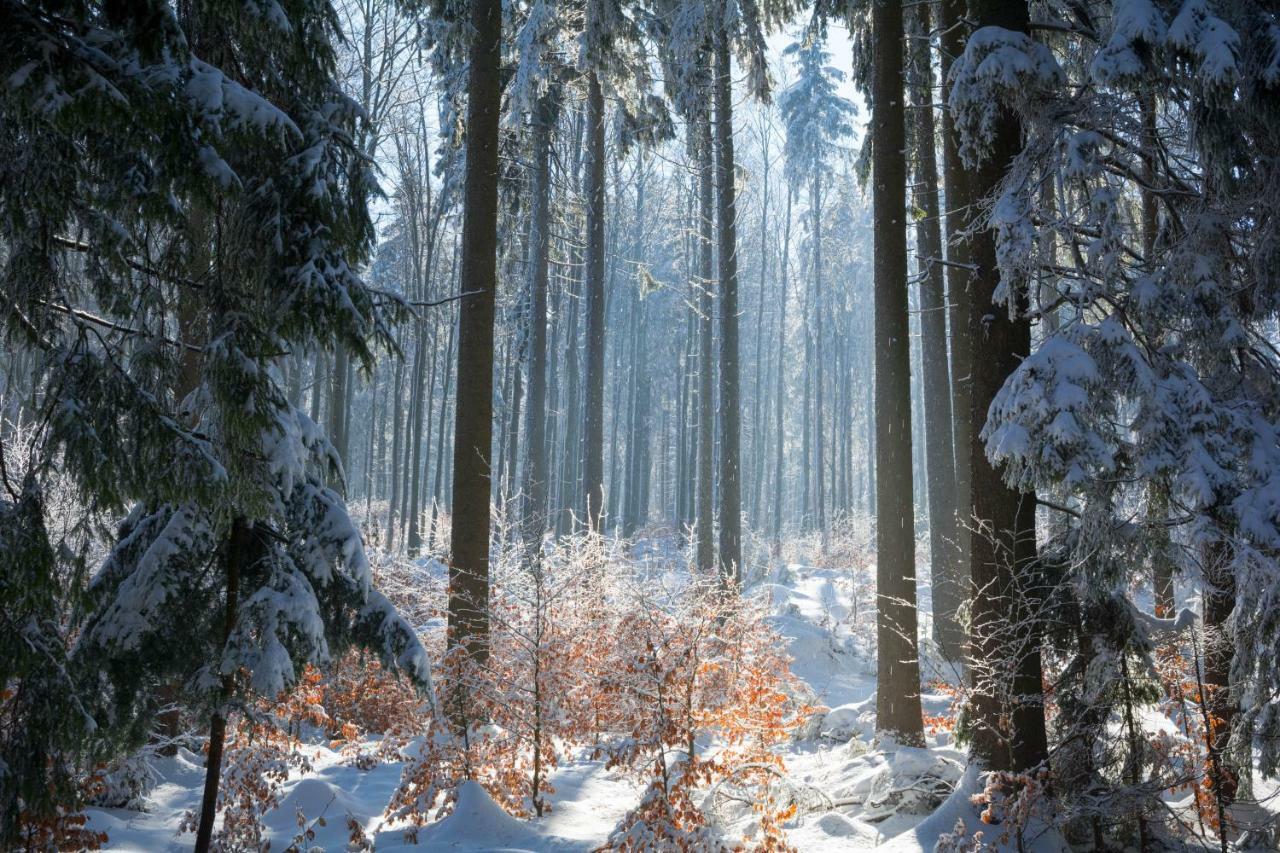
[816,700,874,742]
[416,780,551,851]
[263,777,371,848]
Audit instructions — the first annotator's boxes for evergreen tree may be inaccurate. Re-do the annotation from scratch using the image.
[0,1,432,845]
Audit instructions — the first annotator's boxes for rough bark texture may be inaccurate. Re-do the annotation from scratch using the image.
[448,0,501,672]
[871,0,925,747]
[714,33,742,584]
[964,0,1050,777]
[582,71,607,533]
[908,3,962,661]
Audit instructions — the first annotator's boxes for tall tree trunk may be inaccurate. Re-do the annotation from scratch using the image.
[872,0,925,746]
[386,338,405,550]
[714,32,742,583]
[557,108,587,536]
[695,103,716,575]
[773,189,792,544]
[581,70,607,533]
[406,319,429,554]
[522,93,554,548]
[1140,92,1175,620]
[447,0,501,678]
[750,125,771,527]
[909,3,962,661]
[429,310,457,551]
[939,0,973,613]
[801,298,811,528]
[963,0,1050,776]
[811,173,826,539]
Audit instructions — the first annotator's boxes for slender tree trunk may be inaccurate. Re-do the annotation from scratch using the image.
[695,102,716,575]
[556,109,587,536]
[522,94,554,548]
[939,0,973,610]
[1140,92,1175,620]
[714,33,743,583]
[429,311,457,550]
[909,3,962,661]
[581,70,607,533]
[329,345,350,469]
[310,351,326,425]
[801,300,811,528]
[447,0,501,678]
[676,289,694,534]
[811,173,826,540]
[872,0,925,746]
[773,190,792,544]
[193,518,251,853]
[386,338,405,550]
[964,0,1050,776]
[750,127,771,527]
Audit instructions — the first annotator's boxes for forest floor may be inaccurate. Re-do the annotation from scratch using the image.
[80,549,1001,851]
[83,546,1255,851]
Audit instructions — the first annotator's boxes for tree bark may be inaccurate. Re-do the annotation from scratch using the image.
[714,32,743,584]
[447,0,501,676]
[939,0,973,618]
[695,103,716,576]
[811,173,826,540]
[773,189,792,544]
[193,518,252,853]
[522,93,554,549]
[872,0,925,747]
[581,70,607,533]
[908,2,963,661]
[964,0,1050,776]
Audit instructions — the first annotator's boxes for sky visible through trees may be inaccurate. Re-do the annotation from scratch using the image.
[3,1,1280,850]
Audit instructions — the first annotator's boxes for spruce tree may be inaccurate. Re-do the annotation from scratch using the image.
[1,1,431,844]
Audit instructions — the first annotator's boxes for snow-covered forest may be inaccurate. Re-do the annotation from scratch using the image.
[2,0,1279,849]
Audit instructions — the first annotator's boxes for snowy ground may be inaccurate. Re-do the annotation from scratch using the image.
[81,559,1029,851]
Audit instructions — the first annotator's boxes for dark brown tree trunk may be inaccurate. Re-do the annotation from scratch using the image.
[522,94,554,547]
[1140,92,1176,619]
[872,0,925,747]
[447,0,501,676]
[909,2,962,661]
[193,518,251,853]
[964,0,1050,776]
[714,32,743,583]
